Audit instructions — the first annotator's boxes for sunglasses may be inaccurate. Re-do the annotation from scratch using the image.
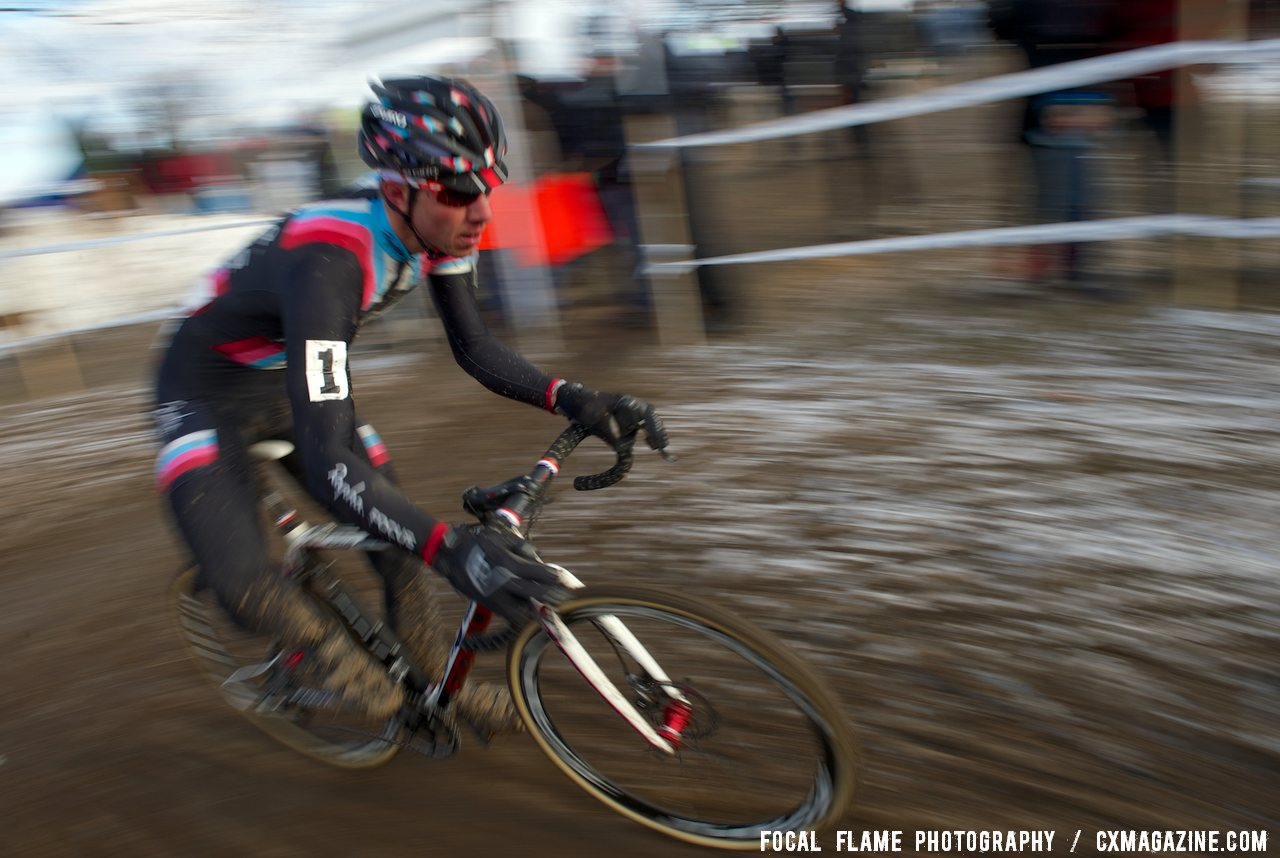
[422,180,490,208]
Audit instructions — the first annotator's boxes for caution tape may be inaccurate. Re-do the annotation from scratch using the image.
[634,39,1280,150]
[643,215,1280,274]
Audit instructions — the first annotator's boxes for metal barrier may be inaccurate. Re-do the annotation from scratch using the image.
[636,39,1280,150]
[644,216,1280,275]
[627,37,1280,324]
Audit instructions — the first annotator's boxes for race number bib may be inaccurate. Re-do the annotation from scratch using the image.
[305,340,350,401]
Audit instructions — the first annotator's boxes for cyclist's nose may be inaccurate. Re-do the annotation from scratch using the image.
[467,192,493,223]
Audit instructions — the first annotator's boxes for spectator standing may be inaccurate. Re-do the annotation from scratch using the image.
[989,0,1123,295]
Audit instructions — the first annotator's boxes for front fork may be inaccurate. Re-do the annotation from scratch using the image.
[534,563,693,754]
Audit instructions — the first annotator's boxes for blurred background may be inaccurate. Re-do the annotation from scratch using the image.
[2,1,1278,854]
[3,0,1279,354]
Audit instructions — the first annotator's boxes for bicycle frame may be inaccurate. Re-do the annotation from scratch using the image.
[250,424,692,754]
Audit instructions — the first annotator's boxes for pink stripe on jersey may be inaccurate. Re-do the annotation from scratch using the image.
[157,446,218,491]
[212,267,231,296]
[214,336,285,365]
[188,267,233,317]
[281,216,377,309]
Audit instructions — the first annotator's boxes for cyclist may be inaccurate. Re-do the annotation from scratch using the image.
[153,75,666,731]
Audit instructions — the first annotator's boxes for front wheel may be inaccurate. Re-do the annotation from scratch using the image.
[507,586,858,850]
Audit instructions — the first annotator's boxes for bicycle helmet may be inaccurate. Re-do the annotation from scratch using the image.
[358,75,508,193]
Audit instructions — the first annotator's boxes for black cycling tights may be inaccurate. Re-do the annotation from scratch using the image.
[159,401,419,634]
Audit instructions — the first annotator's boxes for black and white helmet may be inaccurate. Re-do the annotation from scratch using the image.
[358,75,508,193]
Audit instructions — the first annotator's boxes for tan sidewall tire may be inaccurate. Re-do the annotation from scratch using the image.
[506,586,858,850]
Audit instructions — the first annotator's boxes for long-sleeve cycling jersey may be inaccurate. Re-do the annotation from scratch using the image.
[155,186,562,562]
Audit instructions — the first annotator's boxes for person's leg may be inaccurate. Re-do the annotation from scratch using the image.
[1064,145,1088,283]
[1028,141,1070,285]
[597,178,650,316]
[157,403,404,720]
[352,421,520,733]
[347,422,448,675]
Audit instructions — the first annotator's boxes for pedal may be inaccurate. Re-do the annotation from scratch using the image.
[276,685,342,712]
[226,649,341,714]
[223,652,282,686]
[400,709,461,759]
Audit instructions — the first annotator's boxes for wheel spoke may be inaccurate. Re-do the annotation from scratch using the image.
[509,587,857,848]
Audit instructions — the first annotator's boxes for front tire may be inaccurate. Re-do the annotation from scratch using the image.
[507,586,857,850]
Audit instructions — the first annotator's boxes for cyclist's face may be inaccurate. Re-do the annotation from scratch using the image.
[409,181,493,257]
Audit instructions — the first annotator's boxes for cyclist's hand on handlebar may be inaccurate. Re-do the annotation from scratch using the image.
[427,524,569,624]
[555,383,671,456]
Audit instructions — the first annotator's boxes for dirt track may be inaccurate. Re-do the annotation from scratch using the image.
[2,278,1279,856]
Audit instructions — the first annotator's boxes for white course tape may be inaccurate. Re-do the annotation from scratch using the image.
[635,39,1280,150]
[0,307,178,354]
[643,216,1280,275]
[0,217,277,261]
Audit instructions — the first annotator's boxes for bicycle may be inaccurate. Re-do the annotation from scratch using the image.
[172,421,858,850]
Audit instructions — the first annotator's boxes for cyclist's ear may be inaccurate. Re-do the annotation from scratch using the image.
[380,177,410,209]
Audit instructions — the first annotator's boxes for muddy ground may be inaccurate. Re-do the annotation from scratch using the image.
[1,269,1277,856]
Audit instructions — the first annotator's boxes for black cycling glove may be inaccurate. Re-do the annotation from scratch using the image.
[427,524,568,624]
[555,383,670,452]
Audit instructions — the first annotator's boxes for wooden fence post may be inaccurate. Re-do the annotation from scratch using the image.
[626,115,707,347]
[1173,0,1249,308]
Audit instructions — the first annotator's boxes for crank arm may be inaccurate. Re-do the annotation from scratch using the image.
[223,652,282,686]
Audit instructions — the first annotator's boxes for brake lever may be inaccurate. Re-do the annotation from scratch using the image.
[640,406,677,463]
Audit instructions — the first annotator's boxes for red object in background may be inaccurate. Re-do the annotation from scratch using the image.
[480,172,613,267]
[140,152,238,195]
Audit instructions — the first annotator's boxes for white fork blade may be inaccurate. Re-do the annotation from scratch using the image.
[542,566,690,705]
[593,615,692,706]
[540,611,675,755]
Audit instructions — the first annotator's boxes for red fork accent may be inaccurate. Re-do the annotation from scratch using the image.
[284,649,306,670]
[657,700,693,748]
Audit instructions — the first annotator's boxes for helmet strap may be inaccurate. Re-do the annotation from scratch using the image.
[388,185,446,259]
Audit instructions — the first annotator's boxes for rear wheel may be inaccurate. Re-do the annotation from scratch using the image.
[507,586,857,850]
[171,567,402,769]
